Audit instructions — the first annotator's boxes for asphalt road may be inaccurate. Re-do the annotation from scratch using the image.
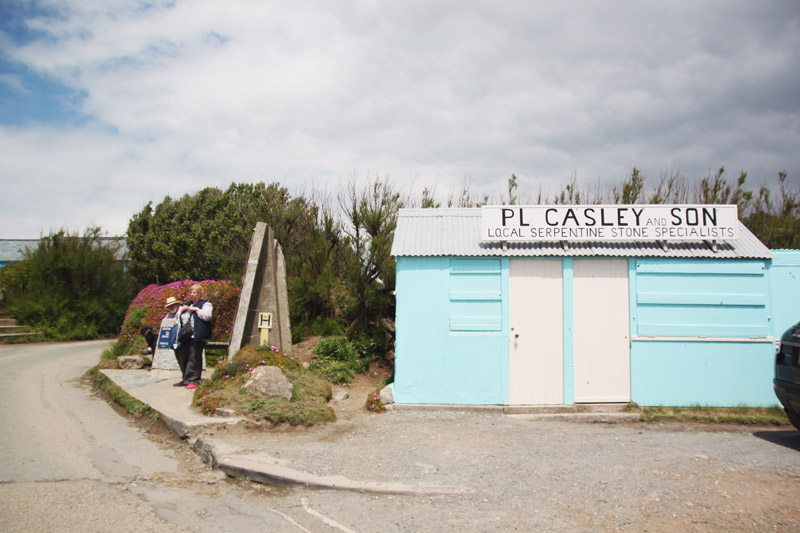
[0,341,356,532]
[2,340,800,532]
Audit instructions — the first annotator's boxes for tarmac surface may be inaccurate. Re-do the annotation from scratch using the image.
[101,368,641,495]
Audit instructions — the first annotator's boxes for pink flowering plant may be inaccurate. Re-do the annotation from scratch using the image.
[365,388,386,413]
[116,279,240,355]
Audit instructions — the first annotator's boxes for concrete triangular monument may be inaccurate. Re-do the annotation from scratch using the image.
[228,222,291,359]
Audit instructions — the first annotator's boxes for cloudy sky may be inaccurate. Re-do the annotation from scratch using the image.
[1,0,798,238]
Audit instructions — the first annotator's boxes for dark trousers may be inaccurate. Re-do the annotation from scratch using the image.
[175,340,205,384]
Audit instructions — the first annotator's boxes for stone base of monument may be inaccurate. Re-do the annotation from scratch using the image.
[151,316,206,370]
[152,346,207,370]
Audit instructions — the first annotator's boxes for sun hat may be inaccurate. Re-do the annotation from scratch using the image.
[165,296,180,308]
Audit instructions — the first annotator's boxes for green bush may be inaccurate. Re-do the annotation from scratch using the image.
[313,335,358,362]
[1,227,134,340]
[310,335,376,384]
[291,316,345,341]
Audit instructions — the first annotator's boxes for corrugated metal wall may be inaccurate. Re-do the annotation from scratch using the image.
[630,258,774,406]
[770,251,800,338]
[393,257,509,405]
[393,254,783,407]
[633,259,770,338]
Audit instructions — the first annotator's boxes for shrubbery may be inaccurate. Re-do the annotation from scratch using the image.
[0,227,133,340]
[309,335,378,384]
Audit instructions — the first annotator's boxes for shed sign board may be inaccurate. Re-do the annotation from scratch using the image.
[481,205,738,242]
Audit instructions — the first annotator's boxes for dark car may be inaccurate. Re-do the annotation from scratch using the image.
[775,320,800,430]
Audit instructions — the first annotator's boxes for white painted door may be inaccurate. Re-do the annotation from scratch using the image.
[509,259,563,404]
[573,259,630,403]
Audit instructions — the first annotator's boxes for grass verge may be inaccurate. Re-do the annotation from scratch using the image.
[85,365,153,418]
[193,344,335,426]
[628,403,789,425]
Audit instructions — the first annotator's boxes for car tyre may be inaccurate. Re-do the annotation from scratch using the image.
[784,407,800,431]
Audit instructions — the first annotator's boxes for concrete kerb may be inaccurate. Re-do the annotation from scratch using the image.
[191,437,473,495]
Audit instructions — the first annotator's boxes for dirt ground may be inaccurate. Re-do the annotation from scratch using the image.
[286,334,394,415]
[112,339,800,531]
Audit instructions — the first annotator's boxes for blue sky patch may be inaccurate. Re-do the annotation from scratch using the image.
[0,1,90,126]
[0,59,89,126]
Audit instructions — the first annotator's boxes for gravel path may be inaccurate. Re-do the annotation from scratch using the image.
[206,407,800,532]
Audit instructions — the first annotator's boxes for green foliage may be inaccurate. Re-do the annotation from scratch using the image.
[211,344,301,382]
[0,262,30,301]
[312,335,359,362]
[613,167,645,204]
[194,344,334,426]
[637,404,789,425]
[204,347,227,367]
[86,365,152,416]
[365,388,386,413]
[99,341,125,364]
[126,182,352,331]
[339,178,402,335]
[1,227,134,340]
[242,372,335,426]
[116,306,148,356]
[420,186,441,208]
[292,316,345,341]
[541,167,799,249]
[741,172,800,249]
[507,174,518,205]
[310,335,377,384]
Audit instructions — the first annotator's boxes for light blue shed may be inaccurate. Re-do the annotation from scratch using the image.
[391,208,782,407]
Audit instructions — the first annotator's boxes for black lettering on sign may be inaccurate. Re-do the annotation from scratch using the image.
[584,208,596,226]
[563,208,579,226]
[671,207,682,225]
[686,208,699,226]
[702,207,717,225]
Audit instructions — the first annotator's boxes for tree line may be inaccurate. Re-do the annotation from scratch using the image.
[1,168,796,343]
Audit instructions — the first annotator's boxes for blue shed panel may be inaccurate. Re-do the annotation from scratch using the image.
[631,340,775,406]
[769,251,800,338]
[393,256,509,404]
[633,259,770,338]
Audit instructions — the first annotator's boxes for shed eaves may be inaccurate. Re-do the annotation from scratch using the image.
[390,208,773,260]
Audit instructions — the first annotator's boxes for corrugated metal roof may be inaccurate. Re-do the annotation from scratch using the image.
[0,238,128,263]
[391,208,773,259]
[0,240,40,262]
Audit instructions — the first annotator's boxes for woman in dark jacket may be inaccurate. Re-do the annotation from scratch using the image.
[174,283,213,390]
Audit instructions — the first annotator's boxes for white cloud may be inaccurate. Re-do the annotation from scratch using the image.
[1,0,798,237]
